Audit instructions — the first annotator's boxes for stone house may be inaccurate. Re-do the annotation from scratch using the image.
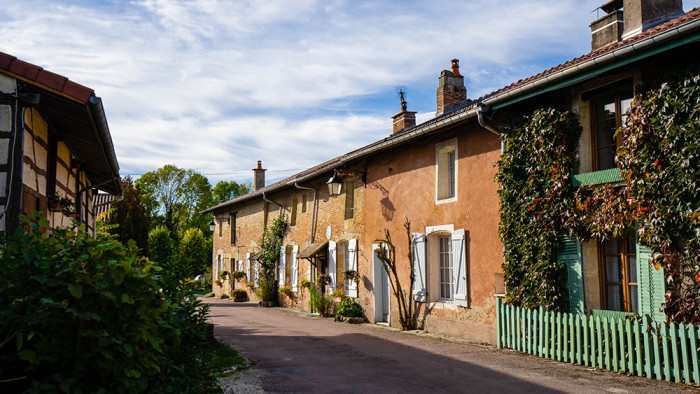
[0,52,121,235]
[204,0,700,345]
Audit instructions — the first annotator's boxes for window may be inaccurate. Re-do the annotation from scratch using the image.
[436,139,458,202]
[230,212,237,245]
[591,83,633,171]
[290,195,298,226]
[344,180,355,220]
[301,194,307,213]
[600,235,638,313]
[438,236,453,300]
[416,227,468,306]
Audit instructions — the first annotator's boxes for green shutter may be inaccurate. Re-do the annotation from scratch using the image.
[636,242,666,322]
[558,236,584,315]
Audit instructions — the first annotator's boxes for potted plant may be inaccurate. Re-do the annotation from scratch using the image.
[232,271,246,281]
[343,270,360,284]
[331,289,346,303]
[279,286,292,296]
[219,271,230,280]
[316,274,331,289]
[245,281,255,290]
[48,192,75,216]
[232,289,247,302]
[214,278,222,286]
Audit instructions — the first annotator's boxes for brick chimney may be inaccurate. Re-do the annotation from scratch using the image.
[436,59,467,117]
[253,160,266,190]
[391,93,416,134]
[590,0,684,51]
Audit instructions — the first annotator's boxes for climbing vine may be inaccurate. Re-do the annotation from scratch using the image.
[257,214,288,302]
[496,108,582,311]
[617,67,700,325]
[497,67,700,324]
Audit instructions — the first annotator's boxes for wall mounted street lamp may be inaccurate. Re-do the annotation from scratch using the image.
[327,171,343,196]
[209,220,216,232]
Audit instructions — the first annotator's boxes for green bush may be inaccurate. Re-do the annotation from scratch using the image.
[0,215,166,392]
[178,227,209,278]
[0,214,221,393]
[232,289,247,302]
[254,280,277,304]
[148,225,174,266]
[337,298,363,318]
[309,286,334,317]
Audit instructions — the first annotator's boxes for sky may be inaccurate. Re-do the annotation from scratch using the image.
[2,0,699,187]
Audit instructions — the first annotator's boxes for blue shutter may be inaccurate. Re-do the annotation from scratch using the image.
[558,236,584,315]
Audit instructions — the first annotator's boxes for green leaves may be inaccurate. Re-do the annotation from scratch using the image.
[68,284,83,298]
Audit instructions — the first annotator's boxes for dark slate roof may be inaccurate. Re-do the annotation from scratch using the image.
[202,7,700,215]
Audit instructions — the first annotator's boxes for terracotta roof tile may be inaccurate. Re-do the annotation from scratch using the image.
[35,70,68,92]
[0,51,94,104]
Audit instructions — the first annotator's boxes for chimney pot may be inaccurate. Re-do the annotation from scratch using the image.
[451,59,460,75]
[436,59,467,117]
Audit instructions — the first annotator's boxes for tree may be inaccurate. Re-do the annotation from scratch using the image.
[178,228,209,277]
[374,218,418,330]
[212,180,251,205]
[136,165,213,236]
[148,225,174,267]
[106,176,149,254]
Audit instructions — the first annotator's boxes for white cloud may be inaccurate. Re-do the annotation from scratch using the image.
[2,0,699,188]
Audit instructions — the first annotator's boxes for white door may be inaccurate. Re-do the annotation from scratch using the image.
[372,243,390,323]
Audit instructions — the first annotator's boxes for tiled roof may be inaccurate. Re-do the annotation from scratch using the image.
[203,8,700,214]
[0,51,94,103]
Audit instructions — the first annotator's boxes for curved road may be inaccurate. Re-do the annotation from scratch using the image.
[205,299,690,393]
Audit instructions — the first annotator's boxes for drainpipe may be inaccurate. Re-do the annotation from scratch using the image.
[262,191,283,212]
[476,105,505,153]
[294,182,317,243]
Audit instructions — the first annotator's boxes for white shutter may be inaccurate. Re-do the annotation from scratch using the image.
[279,245,286,285]
[348,239,358,298]
[412,233,427,302]
[254,260,259,285]
[328,241,337,291]
[291,245,299,291]
[245,253,251,282]
[452,229,468,307]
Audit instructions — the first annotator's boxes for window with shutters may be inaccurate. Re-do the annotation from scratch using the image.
[417,226,468,306]
[599,234,638,313]
[435,138,458,203]
[590,82,633,171]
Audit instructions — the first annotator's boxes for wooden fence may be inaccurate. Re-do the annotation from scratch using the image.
[496,299,700,384]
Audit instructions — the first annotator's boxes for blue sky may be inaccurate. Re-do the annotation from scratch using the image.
[2,0,699,187]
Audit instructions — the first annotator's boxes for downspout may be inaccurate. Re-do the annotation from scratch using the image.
[476,105,505,153]
[294,182,317,243]
[262,191,283,213]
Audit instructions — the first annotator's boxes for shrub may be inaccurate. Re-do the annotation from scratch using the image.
[245,281,255,289]
[255,280,276,304]
[231,271,246,280]
[178,227,209,278]
[309,286,334,317]
[331,289,345,298]
[232,289,248,302]
[0,215,166,392]
[337,298,364,318]
[148,225,174,266]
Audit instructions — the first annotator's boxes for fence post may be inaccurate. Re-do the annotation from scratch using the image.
[670,322,680,382]
[679,323,690,384]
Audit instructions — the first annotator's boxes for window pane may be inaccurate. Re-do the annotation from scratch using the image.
[597,146,616,171]
[448,151,456,198]
[606,284,624,311]
[438,236,452,299]
[603,238,621,254]
[605,256,622,282]
[596,119,617,148]
[628,256,637,283]
[596,93,617,120]
[629,285,638,313]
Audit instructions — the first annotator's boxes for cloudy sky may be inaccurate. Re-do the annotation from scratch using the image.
[2,0,699,186]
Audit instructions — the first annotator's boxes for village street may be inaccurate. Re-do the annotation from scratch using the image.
[205,298,690,393]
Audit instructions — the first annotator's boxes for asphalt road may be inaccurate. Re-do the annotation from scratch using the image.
[204,298,693,393]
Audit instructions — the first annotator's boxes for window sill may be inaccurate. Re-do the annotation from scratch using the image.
[435,196,457,205]
[427,300,457,310]
[572,168,623,187]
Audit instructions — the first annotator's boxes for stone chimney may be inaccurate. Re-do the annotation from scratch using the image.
[253,160,266,190]
[436,59,467,117]
[590,0,684,51]
[391,92,416,134]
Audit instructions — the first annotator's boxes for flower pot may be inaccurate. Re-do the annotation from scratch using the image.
[334,296,346,303]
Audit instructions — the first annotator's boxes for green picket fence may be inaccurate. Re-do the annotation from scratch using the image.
[496,299,700,384]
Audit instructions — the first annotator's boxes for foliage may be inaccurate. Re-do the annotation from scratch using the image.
[219,271,230,280]
[374,218,418,330]
[496,108,582,311]
[336,298,364,318]
[308,286,334,317]
[300,279,312,290]
[231,271,246,281]
[316,274,331,289]
[48,191,75,217]
[136,164,213,236]
[331,289,345,298]
[256,215,288,302]
[343,270,360,283]
[211,180,252,205]
[279,286,292,295]
[148,225,174,267]
[232,289,248,302]
[616,67,700,324]
[245,282,255,289]
[0,214,222,393]
[178,228,210,278]
[106,176,149,255]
